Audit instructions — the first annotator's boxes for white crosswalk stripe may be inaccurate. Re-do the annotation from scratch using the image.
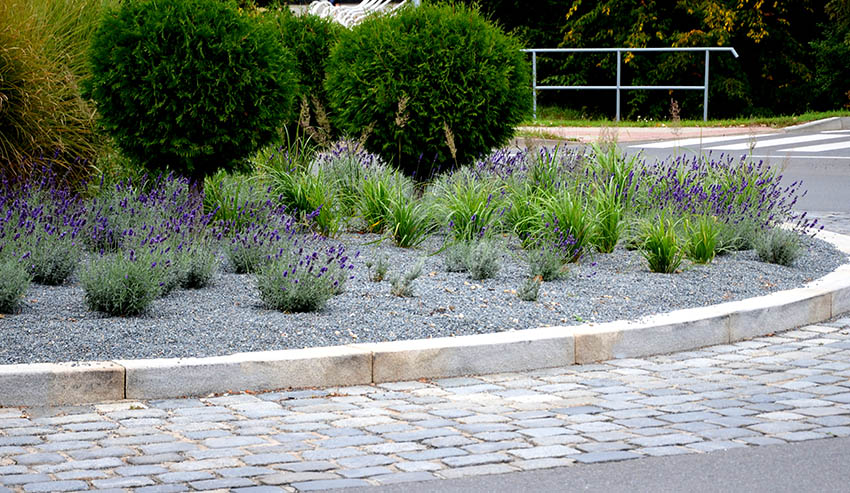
[629,134,780,149]
[778,140,850,152]
[706,133,845,151]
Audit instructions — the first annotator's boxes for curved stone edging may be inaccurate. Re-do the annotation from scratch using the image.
[2,231,849,408]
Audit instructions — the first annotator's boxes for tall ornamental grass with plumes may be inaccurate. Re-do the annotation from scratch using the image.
[0,0,112,183]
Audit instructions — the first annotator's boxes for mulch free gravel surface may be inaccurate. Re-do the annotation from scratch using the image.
[1,233,846,364]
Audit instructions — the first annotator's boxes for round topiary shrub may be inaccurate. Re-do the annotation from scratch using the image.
[269,9,343,142]
[324,2,531,178]
[87,0,297,186]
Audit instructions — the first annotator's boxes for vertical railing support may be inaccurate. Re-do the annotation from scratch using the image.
[703,50,710,122]
[532,52,538,120]
[615,50,622,122]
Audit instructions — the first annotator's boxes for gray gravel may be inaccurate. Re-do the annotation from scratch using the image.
[1,233,846,364]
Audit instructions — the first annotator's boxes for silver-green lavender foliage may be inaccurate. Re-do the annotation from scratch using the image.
[256,258,336,313]
[80,250,168,316]
[527,246,568,281]
[0,258,30,314]
[391,258,424,297]
[366,254,389,282]
[444,241,471,272]
[755,228,802,267]
[517,276,541,302]
[466,238,502,280]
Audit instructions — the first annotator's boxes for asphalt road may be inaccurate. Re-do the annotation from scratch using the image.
[345,437,850,493]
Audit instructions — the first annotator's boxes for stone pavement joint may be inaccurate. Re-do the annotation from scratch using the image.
[2,319,850,491]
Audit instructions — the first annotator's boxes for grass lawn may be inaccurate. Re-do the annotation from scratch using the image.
[520,108,850,128]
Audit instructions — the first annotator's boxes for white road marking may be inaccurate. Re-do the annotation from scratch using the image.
[707,133,844,151]
[750,154,850,160]
[823,130,850,134]
[778,141,850,153]
[629,133,780,149]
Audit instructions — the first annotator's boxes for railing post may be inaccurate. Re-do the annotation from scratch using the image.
[532,51,538,121]
[615,49,621,122]
[703,50,710,121]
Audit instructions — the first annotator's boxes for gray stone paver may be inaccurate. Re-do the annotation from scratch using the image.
[3,321,850,490]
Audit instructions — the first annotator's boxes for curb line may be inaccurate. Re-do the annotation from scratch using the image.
[2,231,850,408]
[784,116,850,133]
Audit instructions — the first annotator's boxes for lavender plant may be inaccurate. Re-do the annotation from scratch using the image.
[444,241,471,273]
[391,258,424,297]
[755,227,802,267]
[531,188,593,262]
[255,236,356,312]
[366,254,389,282]
[517,276,542,302]
[527,245,570,281]
[81,249,169,316]
[0,257,30,314]
[465,238,503,280]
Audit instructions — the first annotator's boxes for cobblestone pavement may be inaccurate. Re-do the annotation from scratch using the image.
[2,316,850,492]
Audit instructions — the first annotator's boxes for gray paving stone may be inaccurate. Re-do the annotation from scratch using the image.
[55,470,110,480]
[338,466,394,478]
[438,463,517,479]
[574,451,641,464]
[13,453,65,465]
[291,478,371,490]
[158,471,215,483]
[301,447,364,461]
[0,474,52,485]
[398,448,468,461]
[508,445,579,460]
[337,454,395,468]
[190,477,257,490]
[135,485,189,493]
[242,453,299,466]
[219,466,277,478]
[127,453,185,465]
[91,476,155,488]
[23,480,88,492]
[512,457,574,470]
[259,472,340,485]
[277,461,337,473]
[442,453,511,467]
[628,434,701,447]
[231,487,285,493]
[67,446,136,460]
[687,441,749,452]
[775,431,829,442]
[372,472,438,484]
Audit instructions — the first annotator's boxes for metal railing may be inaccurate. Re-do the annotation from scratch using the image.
[522,47,739,122]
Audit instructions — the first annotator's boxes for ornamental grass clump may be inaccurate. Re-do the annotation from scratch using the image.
[640,216,684,274]
[531,188,593,262]
[429,168,507,242]
[591,178,625,253]
[0,257,30,314]
[755,228,802,267]
[385,195,434,248]
[683,215,721,264]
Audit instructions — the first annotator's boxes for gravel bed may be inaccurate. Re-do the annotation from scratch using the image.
[1,233,846,365]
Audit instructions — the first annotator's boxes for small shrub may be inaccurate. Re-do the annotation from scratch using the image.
[755,228,802,267]
[175,245,217,289]
[81,251,164,316]
[256,258,335,313]
[683,215,720,264]
[517,276,542,302]
[640,217,684,274]
[716,218,760,252]
[87,0,297,184]
[466,239,503,280]
[391,259,424,297]
[203,171,261,231]
[528,246,568,281]
[25,233,79,285]
[0,258,30,314]
[316,141,386,217]
[366,255,389,282]
[444,241,471,273]
[325,2,530,176]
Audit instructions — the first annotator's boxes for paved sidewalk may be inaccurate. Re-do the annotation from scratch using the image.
[2,316,850,492]
[516,125,777,143]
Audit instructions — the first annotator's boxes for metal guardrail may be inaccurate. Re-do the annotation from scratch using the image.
[522,47,739,122]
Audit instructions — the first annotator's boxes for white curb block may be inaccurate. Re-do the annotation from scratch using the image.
[1,230,849,407]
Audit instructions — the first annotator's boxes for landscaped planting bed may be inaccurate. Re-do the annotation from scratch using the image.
[0,142,845,365]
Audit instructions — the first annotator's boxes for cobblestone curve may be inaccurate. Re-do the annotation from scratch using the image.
[2,316,850,492]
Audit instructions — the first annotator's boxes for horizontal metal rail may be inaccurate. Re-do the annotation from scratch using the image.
[522,47,739,121]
